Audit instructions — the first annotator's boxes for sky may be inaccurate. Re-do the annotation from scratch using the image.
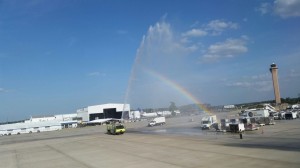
[0,0,300,122]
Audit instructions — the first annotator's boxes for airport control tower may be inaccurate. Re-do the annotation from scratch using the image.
[270,63,281,104]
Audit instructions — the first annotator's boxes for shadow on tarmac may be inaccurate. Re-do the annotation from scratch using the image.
[223,142,300,152]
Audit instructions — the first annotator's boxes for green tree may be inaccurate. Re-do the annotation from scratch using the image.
[169,102,178,116]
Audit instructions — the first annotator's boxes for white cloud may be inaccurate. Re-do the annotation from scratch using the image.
[288,69,300,78]
[181,20,241,60]
[274,0,300,18]
[117,30,128,35]
[255,81,274,91]
[227,82,252,87]
[87,72,106,77]
[227,77,273,92]
[206,20,238,35]
[0,88,9,93]
[182,19,239,41]
[186,44,199,51]
[201,38,248,62]
[180,37,190,44]
[251,73,270,80]
[190,21,200,28]
[257,3,272,15]
[234,81,273,91]
[257,0,300,18]
[182,28,207,37]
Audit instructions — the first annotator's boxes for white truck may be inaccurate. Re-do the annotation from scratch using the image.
[201,115,217,130]
[148,117,166,127]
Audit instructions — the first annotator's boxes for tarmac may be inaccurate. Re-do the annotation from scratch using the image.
[1,115,300,168]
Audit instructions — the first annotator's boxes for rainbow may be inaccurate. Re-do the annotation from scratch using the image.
[142,67,213,115]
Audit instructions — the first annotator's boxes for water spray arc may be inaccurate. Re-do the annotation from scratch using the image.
[123,21,214,117]
[142,67,214,115]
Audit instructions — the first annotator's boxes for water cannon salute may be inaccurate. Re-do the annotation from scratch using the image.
[1,1,300,168]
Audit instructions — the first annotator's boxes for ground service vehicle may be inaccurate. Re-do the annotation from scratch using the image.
[220,119,230,131]
[240,109,270,118]
[229,123,245,133]
[201,115,217,130]
[148,117,166,127]
[107,122,125,135]
[241,118,259,131]
[264,117,275,125]
[269,112,279,120]
[285,112,297,120]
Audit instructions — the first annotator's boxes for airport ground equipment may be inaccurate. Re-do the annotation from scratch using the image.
[220,119,230,131]
[241,118,259,131]
[240,109,270,118]
[229,123,245,133]
[220,118,246,132]
[264,117,275,125]
[148,117,166,127]
[278,112,286,120]
[285,112,297,120]
[201,115,217,130]
[256,117,267,126]
[291,111,297,119]
[107,122,126,135]
[269,112,279,120]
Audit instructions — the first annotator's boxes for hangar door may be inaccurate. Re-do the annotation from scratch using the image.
[103,108,122,119]
[89,108,126,120]
[89,113,104,121]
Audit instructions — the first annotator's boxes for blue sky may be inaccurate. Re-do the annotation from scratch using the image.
[1,0,300,122]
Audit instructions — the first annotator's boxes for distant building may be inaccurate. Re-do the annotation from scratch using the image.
[0,120,62,136]
[26,113,78,123]
[129,110,141,120]
[224,105,235,109]
[0,113,78,136]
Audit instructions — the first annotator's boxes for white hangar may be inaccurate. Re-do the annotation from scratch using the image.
[76,103,130,122]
